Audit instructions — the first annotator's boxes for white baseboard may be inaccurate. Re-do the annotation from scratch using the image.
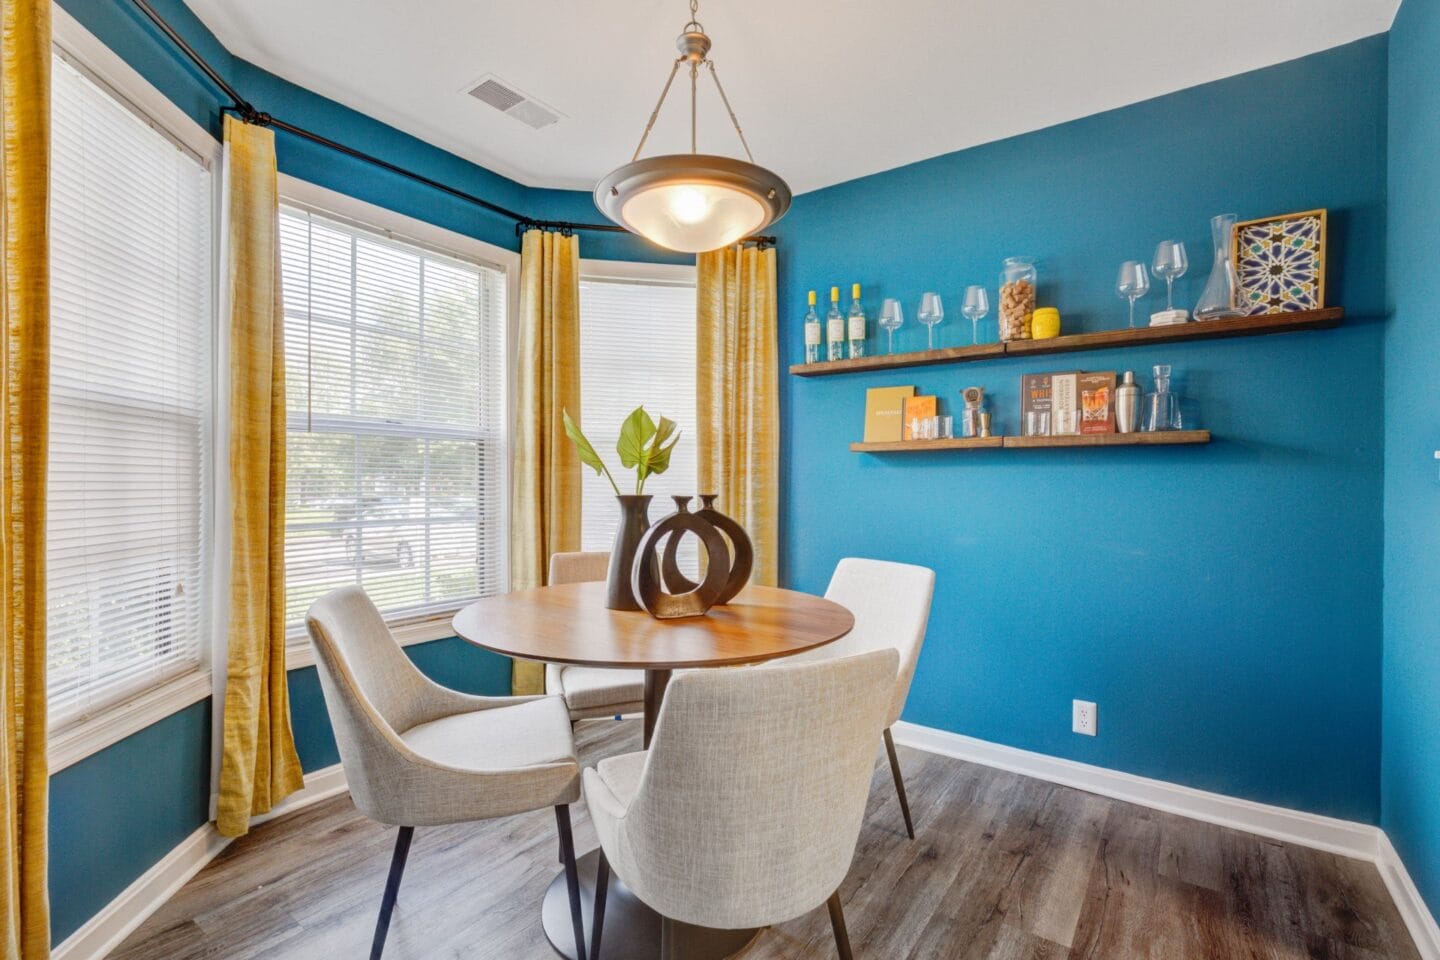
[891,721,1440,959]
[1379,832,1440,960]
[55,764,348,960]
[51,824,228,960]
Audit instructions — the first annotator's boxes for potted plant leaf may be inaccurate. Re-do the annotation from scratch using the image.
[564,406,681,610]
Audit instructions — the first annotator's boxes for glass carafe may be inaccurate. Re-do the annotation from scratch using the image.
[1194,213,1246,321]
[1144,364,1182,432]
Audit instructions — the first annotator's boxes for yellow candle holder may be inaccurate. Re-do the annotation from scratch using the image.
[1032,307,1061,339]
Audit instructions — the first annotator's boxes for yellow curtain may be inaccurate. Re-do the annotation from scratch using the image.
[0,0,51,952]
[215,116,304,838]
[510,229,581,694]
[697,244,779,587]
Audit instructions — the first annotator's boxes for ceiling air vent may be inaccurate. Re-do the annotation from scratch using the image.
[466,74,562,130]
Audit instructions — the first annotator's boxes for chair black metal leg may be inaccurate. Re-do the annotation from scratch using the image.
[883,727,915,839]
[555,805,587,960]
[370,826,414,960]
[827,890,854,960]
[590,850,610,960]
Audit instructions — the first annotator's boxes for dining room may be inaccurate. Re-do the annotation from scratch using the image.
[7,0,1440,958]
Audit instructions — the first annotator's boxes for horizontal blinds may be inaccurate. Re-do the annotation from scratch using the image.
[280,208,507,629]
[578,276,698,570]
[47,51,213,727]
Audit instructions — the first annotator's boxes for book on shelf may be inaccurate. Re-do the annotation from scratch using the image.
[902,395,937,440]
[1078,372,1116,434]
[864,385,916,442]
[1051,373,1080,435]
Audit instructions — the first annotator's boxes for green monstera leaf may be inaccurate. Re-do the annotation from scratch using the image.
[563,405,683,496]
[563,408,618,495]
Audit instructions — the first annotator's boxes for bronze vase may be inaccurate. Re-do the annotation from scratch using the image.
[606,494,656,611]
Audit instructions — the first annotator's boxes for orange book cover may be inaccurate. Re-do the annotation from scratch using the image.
[902,395,937,440]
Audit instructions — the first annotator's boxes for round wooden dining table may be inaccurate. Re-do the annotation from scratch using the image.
[452,579,855,960]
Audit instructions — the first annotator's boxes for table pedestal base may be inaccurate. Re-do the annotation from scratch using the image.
[542,849,759,960]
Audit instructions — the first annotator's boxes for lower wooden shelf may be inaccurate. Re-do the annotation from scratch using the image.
[850,430,1210,453]
[850,436,1005,453]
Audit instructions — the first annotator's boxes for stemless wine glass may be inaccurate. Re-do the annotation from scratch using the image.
[1152,240,1189,312]
[1116,261,1151,328]
[961,285,990,345]
[879,298,904,353]
[918,292,944,350]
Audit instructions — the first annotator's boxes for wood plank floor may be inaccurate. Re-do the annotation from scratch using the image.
[110,719,1420,960]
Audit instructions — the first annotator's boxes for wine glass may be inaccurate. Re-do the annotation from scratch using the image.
[879,298,904,354]
[1116,261,1151,328]
[1152,240,1189,312]
[917,292,944,350]
[961,286,989,345]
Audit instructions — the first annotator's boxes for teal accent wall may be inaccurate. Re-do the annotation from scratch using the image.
[1383,0,1440,922]
[773,37,1389,823]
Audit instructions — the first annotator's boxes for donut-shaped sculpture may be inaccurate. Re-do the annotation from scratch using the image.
[632,496,731,619]
[660,494,753,605]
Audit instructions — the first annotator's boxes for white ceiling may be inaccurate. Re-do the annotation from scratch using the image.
[186,0,1400,196]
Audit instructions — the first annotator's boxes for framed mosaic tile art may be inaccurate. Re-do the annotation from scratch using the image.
[1232,209,1327,315]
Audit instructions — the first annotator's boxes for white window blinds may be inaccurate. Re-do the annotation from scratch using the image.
[47,51,214,727]
[578,272,698,562]
[280,207,508,629]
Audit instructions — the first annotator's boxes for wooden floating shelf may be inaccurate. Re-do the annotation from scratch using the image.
[850,430,1211,453]
[850,436,1005,453]
[792,308,1343,377]
[791,342,1004,376]
[1003,430,1211,448]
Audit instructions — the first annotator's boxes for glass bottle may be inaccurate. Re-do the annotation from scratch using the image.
[847,283,866,359]
[998,256,1037,341]
[1194,213,1246,321]
[803,290,821,364]
[1144,364,1181,432]
[826,286,845,361]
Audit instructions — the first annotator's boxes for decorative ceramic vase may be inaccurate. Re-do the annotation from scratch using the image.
[632,497,730,619]
[606,494,656,611]
[662,494,753,604]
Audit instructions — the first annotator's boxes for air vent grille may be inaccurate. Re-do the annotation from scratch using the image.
[466,75,562,130]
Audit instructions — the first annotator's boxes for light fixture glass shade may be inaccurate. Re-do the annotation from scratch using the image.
[595,154,791,253]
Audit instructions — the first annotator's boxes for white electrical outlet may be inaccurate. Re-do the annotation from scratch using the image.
[1072,699,1097,736]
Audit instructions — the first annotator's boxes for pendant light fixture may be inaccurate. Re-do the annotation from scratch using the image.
[594,0,791,253]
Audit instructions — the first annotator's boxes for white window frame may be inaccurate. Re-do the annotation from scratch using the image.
[48,4,224,772]
[277,176,520,670]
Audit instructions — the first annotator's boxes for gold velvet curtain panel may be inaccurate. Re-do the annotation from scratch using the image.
[215,116,304,838]
[697,244,779,587]
[0,0,51,952]
[510,229,581,695]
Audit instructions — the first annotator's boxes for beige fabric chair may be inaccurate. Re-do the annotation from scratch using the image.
[306,586,588,960]
[544,551,645,720]
[585,649,899,959]
[787,557,935,838]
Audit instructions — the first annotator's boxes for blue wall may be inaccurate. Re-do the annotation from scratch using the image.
[1383,0,1440,922]
[773,37,1389,823]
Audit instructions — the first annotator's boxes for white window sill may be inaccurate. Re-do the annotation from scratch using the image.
[48,670,213,774]
[285,611,462,670]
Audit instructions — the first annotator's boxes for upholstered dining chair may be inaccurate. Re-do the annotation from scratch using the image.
[544,551,645,721]
[788,557,935,839]
[585,648,899,960]
[305,586,588,960]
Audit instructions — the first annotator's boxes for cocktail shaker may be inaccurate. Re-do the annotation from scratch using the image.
[1116,370,1141,434]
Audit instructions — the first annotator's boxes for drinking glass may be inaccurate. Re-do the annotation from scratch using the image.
[1152,240,1189,312]
[879,298,904,354]
[1116,261,1151,328]
[961,285,989,345]
[918,292,944,350]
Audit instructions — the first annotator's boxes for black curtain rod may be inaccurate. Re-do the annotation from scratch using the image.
[127,0,777,247]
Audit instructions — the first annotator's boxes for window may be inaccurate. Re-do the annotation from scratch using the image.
[47,49,214,728]
[280,205,508,631]
[579,264,698,562]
